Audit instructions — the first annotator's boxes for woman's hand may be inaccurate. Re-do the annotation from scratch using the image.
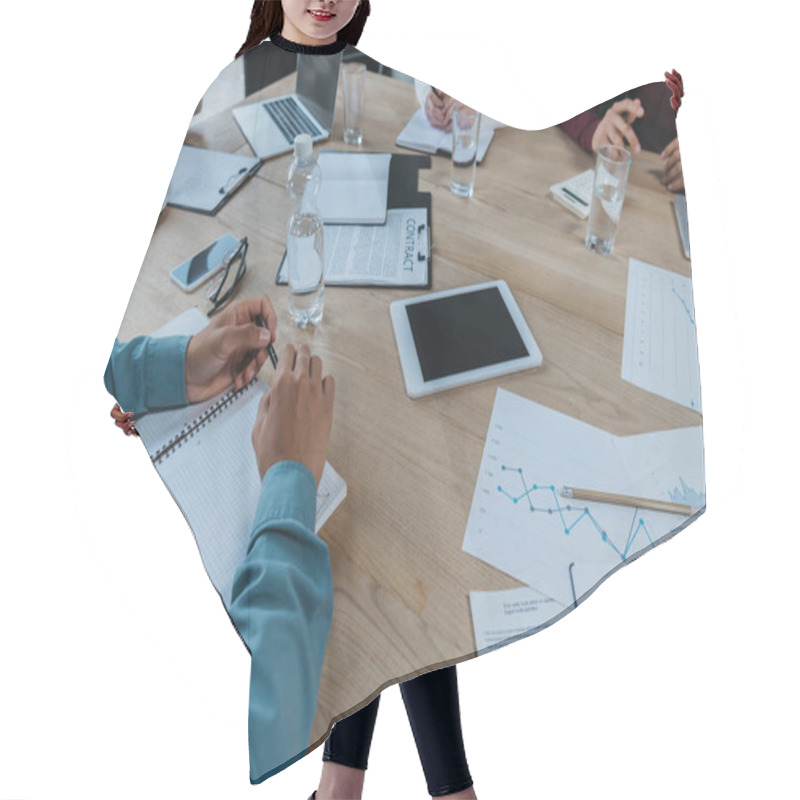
[660,137,684,191]
[184,295,277,403]
[251,343,335,486]
[110,403,138,436]
[665,69,683,114]
[591,98,644,154]
[425,88,457,131]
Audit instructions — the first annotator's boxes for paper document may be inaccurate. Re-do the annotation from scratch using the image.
[165,145,261,215]
[463,389,705,607]
[277,208,429,286]
[470,587,567,653]
[316,152,391,224]
[622,258,702,412]
[613,426,707,508]
[396,108,494,164]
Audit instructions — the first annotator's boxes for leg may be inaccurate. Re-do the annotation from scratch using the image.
[315,695,381,800]
[400,665,475,798]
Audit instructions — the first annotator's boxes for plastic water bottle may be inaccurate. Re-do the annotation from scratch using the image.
[286,134,324,327]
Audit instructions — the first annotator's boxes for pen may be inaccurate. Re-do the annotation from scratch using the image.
[255,314,278,369]
[560,486,695,516]
[562,187,588,206]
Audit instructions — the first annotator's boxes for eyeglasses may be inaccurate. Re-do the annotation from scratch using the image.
[207,237,248,316]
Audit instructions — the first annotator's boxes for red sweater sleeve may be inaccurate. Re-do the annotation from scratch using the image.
[559,108,601,153]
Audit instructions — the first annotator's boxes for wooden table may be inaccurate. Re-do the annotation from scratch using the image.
[118,69,701,745]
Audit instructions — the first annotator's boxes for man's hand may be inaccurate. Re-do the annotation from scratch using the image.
[661,137,684,191]
[251,343,335,486]
[184,295,277,403]
[591,98,644,154]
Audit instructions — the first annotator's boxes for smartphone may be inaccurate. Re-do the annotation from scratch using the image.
[169,233,240,292]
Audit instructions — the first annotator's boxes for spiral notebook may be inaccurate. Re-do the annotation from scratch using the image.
[135,309,346,608]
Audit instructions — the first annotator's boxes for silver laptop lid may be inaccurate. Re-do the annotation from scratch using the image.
[296,52,343,133]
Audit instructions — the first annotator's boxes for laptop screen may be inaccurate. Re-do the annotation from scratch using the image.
[296,52,342,132]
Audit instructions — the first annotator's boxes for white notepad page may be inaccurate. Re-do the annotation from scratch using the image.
[316,152,391,224]
[136,309,346,607]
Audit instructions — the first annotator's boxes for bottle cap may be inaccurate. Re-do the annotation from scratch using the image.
[293,134,313,160]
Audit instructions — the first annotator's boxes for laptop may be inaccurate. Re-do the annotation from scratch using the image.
[232,52,343,160]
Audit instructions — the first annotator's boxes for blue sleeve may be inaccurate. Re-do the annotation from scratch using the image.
[229,461,333,784]
[104,335,191,416]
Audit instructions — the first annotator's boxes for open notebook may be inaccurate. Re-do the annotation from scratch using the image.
[316,151,391,224]
[396,107,494,164]
[136,309,346,608]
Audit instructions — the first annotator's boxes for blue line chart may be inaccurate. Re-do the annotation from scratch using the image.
[669,476,705,507]
[671,286,696,327]
[497,465,654,561]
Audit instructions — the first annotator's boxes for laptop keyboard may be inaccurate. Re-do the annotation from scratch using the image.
[263,97,324,144]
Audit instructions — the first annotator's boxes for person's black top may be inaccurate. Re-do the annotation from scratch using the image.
[270,31,348,55]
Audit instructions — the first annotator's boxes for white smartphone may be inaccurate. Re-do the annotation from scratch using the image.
[169,233,240,292]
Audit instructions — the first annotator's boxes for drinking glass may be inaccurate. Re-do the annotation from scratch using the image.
[342,62,366,146]
[450,107,481,198]
[585,145,632,255]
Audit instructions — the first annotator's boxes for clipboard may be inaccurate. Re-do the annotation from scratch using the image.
[276,153,433,289]
[165,145,262,216]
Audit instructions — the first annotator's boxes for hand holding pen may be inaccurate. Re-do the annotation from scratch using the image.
[109,296,278,439]
[110,402,139,436]
[426,87,457,131]
[184,295,278,403]
[255,314,279,369]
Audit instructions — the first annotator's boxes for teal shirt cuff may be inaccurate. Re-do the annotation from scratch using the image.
[144,335,190,410]
[250,461,318,543]
[104,335,190,416]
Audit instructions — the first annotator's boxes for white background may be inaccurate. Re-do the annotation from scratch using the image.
[1,2,796,798]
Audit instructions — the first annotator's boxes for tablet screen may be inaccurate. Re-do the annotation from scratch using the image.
[405,286,529,382]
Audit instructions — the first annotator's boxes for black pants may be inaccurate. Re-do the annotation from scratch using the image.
[323,665,473,797]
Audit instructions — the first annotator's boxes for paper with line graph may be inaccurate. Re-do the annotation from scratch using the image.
[622,258,702,412]
[463,389,705,608]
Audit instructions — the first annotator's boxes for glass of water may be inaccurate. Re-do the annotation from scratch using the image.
[585,145,632,255]
[450,107,481,198]
[342,62,366,146]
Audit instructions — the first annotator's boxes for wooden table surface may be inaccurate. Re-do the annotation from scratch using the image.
[118,69,701,745]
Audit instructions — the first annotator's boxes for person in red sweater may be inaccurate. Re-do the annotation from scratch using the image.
[560,81,684,192]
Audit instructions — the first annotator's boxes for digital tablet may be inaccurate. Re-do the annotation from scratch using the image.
[390,280,542,398]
